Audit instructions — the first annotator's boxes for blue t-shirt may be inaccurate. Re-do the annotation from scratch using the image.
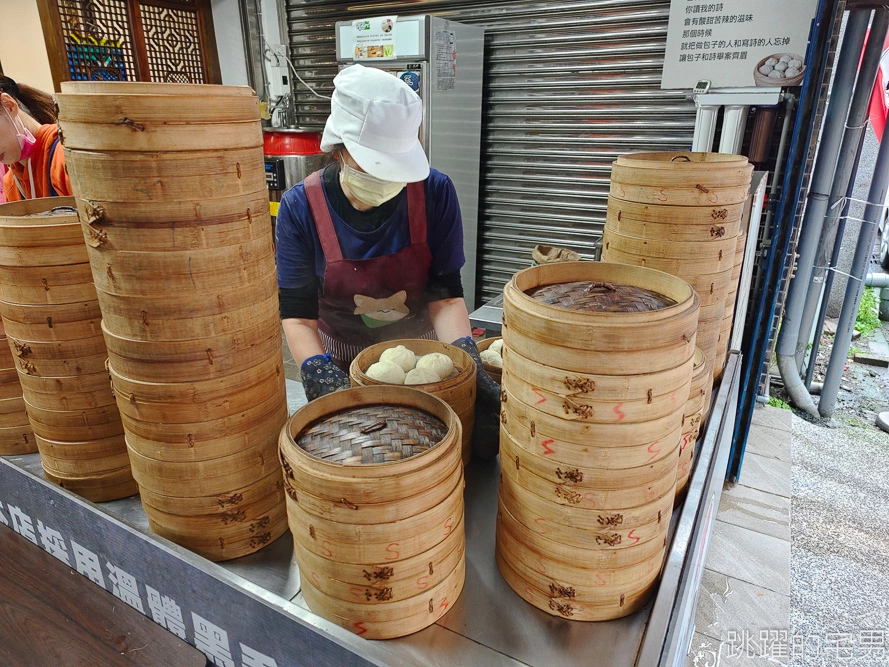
[275,168,465,292]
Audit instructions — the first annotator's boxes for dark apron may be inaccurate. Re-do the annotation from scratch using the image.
[303,170,435,368]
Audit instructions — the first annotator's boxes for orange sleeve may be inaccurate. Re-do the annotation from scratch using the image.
[50,145,72,197]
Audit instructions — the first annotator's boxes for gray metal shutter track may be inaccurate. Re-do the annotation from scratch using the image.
[286,0,696,302]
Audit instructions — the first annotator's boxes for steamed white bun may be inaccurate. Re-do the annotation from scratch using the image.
[379,344,417,372]
[489,339,504,355]
[416,352,454,380]
[366,361,405,384]
[480,349,503,369]
[405,367,440,385]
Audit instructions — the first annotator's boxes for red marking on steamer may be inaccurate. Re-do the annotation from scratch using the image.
[613,403,626,422]
[443,517,453,537]
[385,543,400,560]
[645,441,661,462]
[532,388,546,405]
[350,587,364,600]
[536,558,547,575]
[540,439,555,456]
[534,517,550,535]
[353,621,368,635]
[628,529,641,545]
[321,541,332,558]
[440,597,450,611]
[417,576,429,590]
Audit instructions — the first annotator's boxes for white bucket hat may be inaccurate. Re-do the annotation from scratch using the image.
[320,64,430,183]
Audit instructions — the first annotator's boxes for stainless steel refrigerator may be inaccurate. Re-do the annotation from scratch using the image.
[335,15,484,309]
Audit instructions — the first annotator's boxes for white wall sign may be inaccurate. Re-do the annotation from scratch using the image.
[661,0,819,90]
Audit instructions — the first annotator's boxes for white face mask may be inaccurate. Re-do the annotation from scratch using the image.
[339,160,405,208]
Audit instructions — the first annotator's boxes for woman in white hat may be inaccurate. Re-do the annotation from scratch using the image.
[276,64,499,458]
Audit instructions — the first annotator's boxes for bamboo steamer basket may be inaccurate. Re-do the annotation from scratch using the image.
[36,433,129,475]
[476,336,503,384]
[145,502,289,562]
[7,334,108,362]
[66,149,267,202]
[349,340,475,466]
[13,350,109,379]
[298,527,465,606]
[300,556,464,640]
[141,485,284,535]
[123,391,287,461]
[500,446,677,517]
[0,300,102,342]
[502,365,689,424]
[137,468,284,515]
[75,190,270,231]
[604,212,742,244]
[94,280,278,342]
[602,229,738,269]
[502,263,699,374]
[0,264,97,306]
[89,237,275,297]
[0,395,25,415]
[600,242,735,277]
[103,319,283,383]
[19,371,117,411]
[0,423,38,455]
[286,459,462,526]
[59,119,262,152]
[108,355,283,423]
[500,426,678,495]
[0,408,29,428]
[126,430,281,498]
[503,345,693,404]
[0,338,12,367]
[42,464,138,503]
[605,197,745,224]
[58,80,256,97]
[0,367,26,400]
[610,152,753,181]
[502,385,683,453]
[282,386,465,638]
[609,181,750,207]
[25,401,124,441]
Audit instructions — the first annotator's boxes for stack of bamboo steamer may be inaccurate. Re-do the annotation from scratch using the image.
[675,348,713,501]
[56,82,288,561]
[496,262,699,620]
[715,231,748,371]
[0,315,34,456]
[350,339,476,466]
[0,199,134,500]
[602,152,752,381]
[281,386,465,639]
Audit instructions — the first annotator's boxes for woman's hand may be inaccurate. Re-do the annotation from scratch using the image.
[283,318,350,401]
[451,336,501,461]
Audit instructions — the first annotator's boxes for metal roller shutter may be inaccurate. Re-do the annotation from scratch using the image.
[286,0,697,303]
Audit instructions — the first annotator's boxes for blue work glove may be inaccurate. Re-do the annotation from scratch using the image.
[300,353,351,402]
[452,336,501,461]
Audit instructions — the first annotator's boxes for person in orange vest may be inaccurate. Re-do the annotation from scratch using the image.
[0,76,72,201]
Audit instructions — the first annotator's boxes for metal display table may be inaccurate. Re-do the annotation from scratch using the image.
[0,355,739,667]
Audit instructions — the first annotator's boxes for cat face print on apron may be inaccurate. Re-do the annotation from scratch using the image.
[303,171,435,366]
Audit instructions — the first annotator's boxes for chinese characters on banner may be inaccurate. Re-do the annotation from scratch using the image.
[0,499,279,667]
[661,0,818,89]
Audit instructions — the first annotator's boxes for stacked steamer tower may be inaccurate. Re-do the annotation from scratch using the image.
[0,313,35,457]
[496,262,699,620]
[55,82,288,561]
[0,200,134,501]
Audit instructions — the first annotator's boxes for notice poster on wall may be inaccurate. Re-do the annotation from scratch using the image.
[661,0,818,90]
[351,15,398,61]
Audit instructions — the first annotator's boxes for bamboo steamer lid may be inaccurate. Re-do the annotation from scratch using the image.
[126,430,282,498]
[349,340,475,467]
[502,263,699,375]
[280,387,462,505]
[612,151,752,178]
[42,464,138,503]
[502,365,689,425]
[138,468,284,516]
[0,424,37,455]
[88,237,275,297]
